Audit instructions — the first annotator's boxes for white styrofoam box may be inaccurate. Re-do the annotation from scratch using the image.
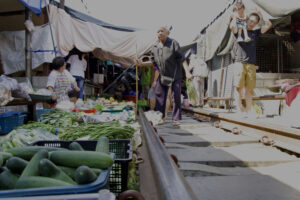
[14,76,48,89]
[93,74,104,84]
[0,105,28,113]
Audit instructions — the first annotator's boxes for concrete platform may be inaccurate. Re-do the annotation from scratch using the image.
[168,144,299,167]
[179,162,259,177]
[161,134,258,147]
[186,175,300,200]
[251,162,300,191]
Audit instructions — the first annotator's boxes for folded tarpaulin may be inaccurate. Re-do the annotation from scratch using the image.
[0,24,56,75]
[18,0,42,16]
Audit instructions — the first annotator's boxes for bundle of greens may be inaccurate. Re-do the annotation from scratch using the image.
[40,109,78,130]
[59,121,134,140]
[186,79,198,106]
[0,128,59,150]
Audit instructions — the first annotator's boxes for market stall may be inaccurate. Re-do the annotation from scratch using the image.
[0,96,142,198]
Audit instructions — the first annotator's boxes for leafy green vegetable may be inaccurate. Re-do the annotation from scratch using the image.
[186,79,198,105]
[59,121,134,140]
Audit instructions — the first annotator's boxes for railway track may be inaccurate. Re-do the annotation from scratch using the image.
[138,108,300,200]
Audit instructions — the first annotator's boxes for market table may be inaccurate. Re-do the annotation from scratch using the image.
[4,98,50,121]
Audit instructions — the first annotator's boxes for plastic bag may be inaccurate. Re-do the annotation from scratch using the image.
[55,100,75,111]
[12,87,32,101]
[0,84,13,106]
[148,88,156,100]
[189,55,208,78]
[0,75,19,90]
[186,79,198,106]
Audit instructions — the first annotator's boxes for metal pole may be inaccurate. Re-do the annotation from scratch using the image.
[25,8,32,83]
[59,0,65,9]
[135,44,139,119]
[277,38,280,73]
[44,0,57,56]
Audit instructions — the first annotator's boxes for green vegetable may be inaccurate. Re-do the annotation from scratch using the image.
[0,152,12,162]
[20,150,48,178]
[59,121,134,140]
[58,166,76,180]
[92,104,103,112]
[15,176,72,189]
[0,167,19,190]
[96,137,109,154]
[58,166,101,180]
[6,146,67,160]
[186,79,198,105]
[75,166,97,185]
[17,122,58,135]
[5,157,28,174]
[50,151,113,169]
[68,142,84,151]
[0,154,2,167]
[39,159,76,184]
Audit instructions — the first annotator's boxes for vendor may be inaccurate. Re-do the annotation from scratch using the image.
[47,56,80,101]
[67,52,88,99]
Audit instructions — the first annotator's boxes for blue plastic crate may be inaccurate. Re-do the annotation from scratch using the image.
[0,154,113,198]
[0,112,21,134]
[32,140,132,195]
[17,114,26,127]
[35,109,51,121]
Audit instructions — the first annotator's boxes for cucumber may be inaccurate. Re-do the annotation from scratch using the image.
[5,157,28,174]
[6,146,66,160]
[91,168,101,176]
[75,166,97,185]
[0,152,13,162]
[95,137,109,154]
[20,150,48,178]
[68,142,84,151]
[0,167,19,190]
[58,166,76,180]
[15,176,72,189]
[39,159,75,184]
[50,151,113,169]
[59,166,101,180]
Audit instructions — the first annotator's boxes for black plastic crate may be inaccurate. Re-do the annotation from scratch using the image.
[32,139,132,195]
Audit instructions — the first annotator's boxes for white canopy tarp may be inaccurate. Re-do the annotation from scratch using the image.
[0,24,56,74]
[49,5,157,67]
[198,0,300,61]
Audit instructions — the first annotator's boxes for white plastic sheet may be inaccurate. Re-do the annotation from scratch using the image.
[0,24,55,74]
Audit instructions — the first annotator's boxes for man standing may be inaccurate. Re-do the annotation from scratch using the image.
[135,26,192,124]
[230,9,272,117]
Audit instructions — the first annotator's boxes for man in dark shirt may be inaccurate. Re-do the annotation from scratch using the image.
[230,9,272,117]
[135,26,192,123]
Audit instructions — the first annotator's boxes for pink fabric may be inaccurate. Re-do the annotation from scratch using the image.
[285,85,300,106]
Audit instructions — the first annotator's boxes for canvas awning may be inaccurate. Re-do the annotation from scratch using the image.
[49,4,157,68]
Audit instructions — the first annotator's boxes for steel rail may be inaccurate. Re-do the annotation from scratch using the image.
[183,107,300,140]
[138,108,198,200]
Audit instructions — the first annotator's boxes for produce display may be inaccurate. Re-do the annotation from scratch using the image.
[0,139,113,191]
[60,121,134,140]
[0,97,139,196]
[0,129,59,151]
